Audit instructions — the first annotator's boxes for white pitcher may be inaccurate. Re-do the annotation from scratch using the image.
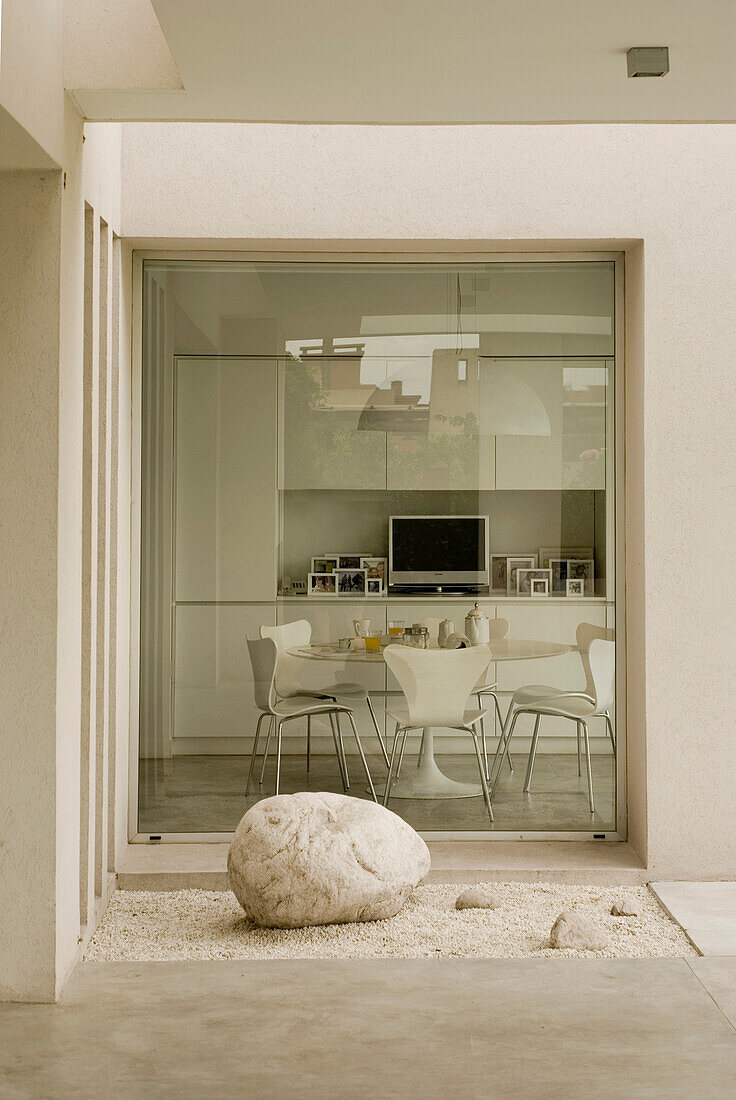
[438,619,455,648]
[353,619,371,637]
[464,603,490,646]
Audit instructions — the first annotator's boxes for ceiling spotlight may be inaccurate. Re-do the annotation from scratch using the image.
[627,47,669,78]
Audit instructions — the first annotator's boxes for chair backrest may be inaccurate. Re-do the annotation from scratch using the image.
[384,644,492,729]
[587,638,615,711]
[576,622,615,697]
[247,636,278,712]
[489,617,509,641]
[260,619,312,697]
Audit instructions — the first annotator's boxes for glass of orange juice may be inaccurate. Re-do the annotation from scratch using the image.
[387,620,405,637]
[365,630,382,652]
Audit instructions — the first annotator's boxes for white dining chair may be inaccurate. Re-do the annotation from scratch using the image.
[383,644,495,822]
[419,614,511,779]
[246,637,377,801]
[260,620,390,772]
[489,621,615,787]
[490,637,615,814]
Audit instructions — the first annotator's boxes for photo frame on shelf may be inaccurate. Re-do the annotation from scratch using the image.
[311,555,339,574]
[360,557,387,585]
[516,568,552,596]
[549,558,568,593]
[335,554,363,570]
[538,546,594,570]
[336,568,367,596]
[567,559,595,596]
[308,572,336,596]
[506,556,537,594]
[365,577,383,597]
[566,578,585,597]
[531,576,550,596]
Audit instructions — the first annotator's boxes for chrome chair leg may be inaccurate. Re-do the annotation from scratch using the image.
[467,726,494,823]
[329,711,349,791]
[306,714,311,773]
[384,724,407,805]
[582,720,594,813]
[491,710,521,797]
[397,725,410,776]
[345,711,377,802]
[334,712,350,788]
[476,693,489,779]
[604,711,616,753]
[274,720,284,795]
[259,716,275,785]
[576,721,582,776]
[523,714,542,793]
[245,712,267,796]
[478,688,513,773]
[366,695,390,768]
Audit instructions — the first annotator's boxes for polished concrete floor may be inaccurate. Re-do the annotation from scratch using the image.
[139,748,616,834]
[2,958,735,1098]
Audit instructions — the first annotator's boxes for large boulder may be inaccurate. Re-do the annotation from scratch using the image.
[228,792,431,928]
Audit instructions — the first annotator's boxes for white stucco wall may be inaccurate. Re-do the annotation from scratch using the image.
[0,0,64,165]
[0,97,123,1002]
[0,169,62,1002]
[121,122,736,878]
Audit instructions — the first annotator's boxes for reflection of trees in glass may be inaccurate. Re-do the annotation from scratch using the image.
[389,412,481,489]
[283,361,385,487]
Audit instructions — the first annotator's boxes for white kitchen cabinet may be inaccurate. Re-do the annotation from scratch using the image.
[173,603,277,744]
[494,360,607,491]
[281,359,387,490]
[175,358,277,601]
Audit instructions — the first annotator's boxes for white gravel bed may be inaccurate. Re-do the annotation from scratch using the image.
[86,883,695,961]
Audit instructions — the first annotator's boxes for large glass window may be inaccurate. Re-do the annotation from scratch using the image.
[138,259,619,837]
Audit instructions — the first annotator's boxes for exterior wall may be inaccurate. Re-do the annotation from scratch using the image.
[0,0,65,165]
[0,98,124,1002]
[0,169,62,1002]
[121,122,736,879]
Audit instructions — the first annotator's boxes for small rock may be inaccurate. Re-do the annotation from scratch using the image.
[455,887,502,911]
[550,909,607,951]
[611,896,640,917]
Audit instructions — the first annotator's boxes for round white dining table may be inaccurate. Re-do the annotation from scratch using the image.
[287,639,573,799]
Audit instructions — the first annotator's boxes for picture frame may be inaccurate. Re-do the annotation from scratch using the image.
[365,577,383,597]
[360,557,387,585]
[566,578,585,597]
[549,558,569,594]
[336,554,363,570]
[567,559,595,596]
[516,568,552,596]
[311,555,339,574]
[531,576,550,596]
[336,568,367,596]
[538,546,594,570]
[506,555,537,594]
[308,572,337,597]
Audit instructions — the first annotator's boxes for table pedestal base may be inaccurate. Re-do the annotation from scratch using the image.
[388,727,482,800]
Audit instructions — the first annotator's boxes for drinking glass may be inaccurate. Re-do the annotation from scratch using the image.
[387,620,405,636]
[364,630,382,652]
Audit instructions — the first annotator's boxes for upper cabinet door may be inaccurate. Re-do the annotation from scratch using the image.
[386,350,495,491]
[175,357,277,601]
[493,359,608,491]
[281,358,387,489]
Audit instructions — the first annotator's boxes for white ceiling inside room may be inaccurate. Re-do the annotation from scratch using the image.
[69,0,736,124]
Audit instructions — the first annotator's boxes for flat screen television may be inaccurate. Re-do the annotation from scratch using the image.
[388,515,490,590]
